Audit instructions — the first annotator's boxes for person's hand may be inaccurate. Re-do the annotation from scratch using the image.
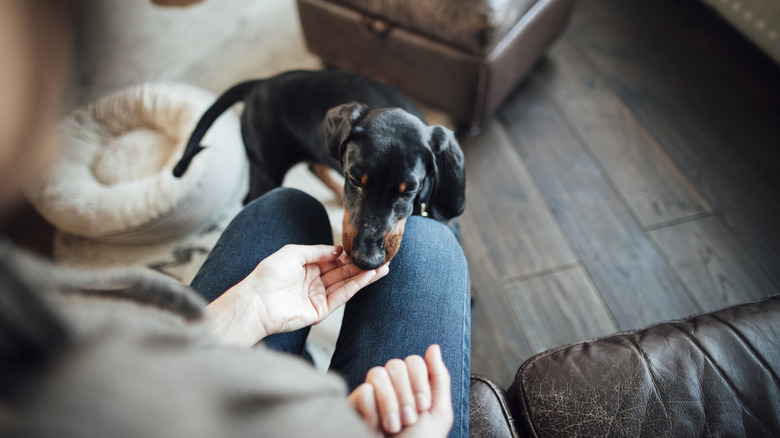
[347,345,454,438]
[208,244,388,346]
[245,244,388,335]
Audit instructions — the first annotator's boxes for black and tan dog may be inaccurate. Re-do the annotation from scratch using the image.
[173,70,465,270]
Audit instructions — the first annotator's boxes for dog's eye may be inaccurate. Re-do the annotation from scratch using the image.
[349,174,366,188]
[400,182,419,193]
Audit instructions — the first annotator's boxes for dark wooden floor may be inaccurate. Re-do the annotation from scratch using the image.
[464,0,780,388]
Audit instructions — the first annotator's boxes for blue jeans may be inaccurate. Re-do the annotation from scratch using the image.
[190,188,470,438]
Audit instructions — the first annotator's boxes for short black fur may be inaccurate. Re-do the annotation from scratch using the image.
[173,70,465,270]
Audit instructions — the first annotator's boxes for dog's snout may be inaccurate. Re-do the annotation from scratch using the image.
[351,235,385,270]
[352,252,386,271]
[342,213,407,271]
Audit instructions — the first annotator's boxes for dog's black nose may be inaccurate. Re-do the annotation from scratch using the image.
[352,251,385,271]
[351,237,386,271]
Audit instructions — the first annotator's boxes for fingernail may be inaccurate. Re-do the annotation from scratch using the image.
[401,405,418,425]
[416,392,430,410]
[384,412,401,433]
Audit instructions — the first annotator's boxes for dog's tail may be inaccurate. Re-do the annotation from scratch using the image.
[172,80,258,177]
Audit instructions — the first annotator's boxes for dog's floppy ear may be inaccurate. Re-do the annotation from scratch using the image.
[323,102,369,160]
[427,125,466,221]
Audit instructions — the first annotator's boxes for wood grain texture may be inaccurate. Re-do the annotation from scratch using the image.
[461,202,536,388]
[538,39,714,229]
[498,77,701,330]
[565,0,780,286]
[650,215,777,310]
[504,265,618,354]
[460,119,578,280]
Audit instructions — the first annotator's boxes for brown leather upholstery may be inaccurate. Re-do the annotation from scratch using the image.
[326,0,537,55]
[296,0,574,126]
[470,375,519,438]
[510,295,780,437]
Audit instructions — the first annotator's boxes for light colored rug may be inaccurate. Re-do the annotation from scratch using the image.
[62,0,452,370]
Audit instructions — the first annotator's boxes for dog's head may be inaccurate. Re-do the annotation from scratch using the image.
[324,102,466,270]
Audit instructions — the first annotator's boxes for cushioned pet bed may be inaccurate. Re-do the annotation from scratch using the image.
[26,82,248,245]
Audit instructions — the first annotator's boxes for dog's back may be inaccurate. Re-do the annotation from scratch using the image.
[242,70,423,165]
[174,69,426,202]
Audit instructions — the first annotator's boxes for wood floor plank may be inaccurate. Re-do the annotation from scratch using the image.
[538,39,714,229]
[566,0,780,286]
[498,77,701,330]
[650,216,778,310]
[504,265,619,354]
[461,204,536,387]
[470,299,518,389]
[460,119,578,280]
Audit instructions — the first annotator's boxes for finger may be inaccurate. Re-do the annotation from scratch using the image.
[365,366,401,434]
[323,270,378,315]
[321,261,388,289]
[326,265,387,299]
[404,354,432,411]
[347,383,381,432]
[325,264,390,310]
[425,345,453,422]
[317,247,351,274]
[385,359,418,427]
[321,262,364,288]
[376,263,390,278]
[291,244,343,266]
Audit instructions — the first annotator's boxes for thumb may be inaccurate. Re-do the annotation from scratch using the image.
[290,244,342,265]
[425,344,452,418]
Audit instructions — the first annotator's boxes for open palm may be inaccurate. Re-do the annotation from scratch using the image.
[241,244,388,336]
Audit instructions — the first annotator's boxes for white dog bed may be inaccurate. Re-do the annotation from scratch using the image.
[27,82,248,244]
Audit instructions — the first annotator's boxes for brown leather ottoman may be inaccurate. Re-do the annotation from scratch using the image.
[296,0,575,127]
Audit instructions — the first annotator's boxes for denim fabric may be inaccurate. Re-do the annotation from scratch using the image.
[190,187,470,438]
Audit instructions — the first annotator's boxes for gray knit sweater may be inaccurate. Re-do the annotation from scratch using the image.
[0,241,372,437]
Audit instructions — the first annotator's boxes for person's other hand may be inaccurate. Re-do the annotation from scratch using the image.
[347,345,454,438]
[209,244,388,345]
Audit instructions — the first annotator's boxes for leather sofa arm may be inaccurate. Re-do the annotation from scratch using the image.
[510,294,780,437]
[470,374,520,438]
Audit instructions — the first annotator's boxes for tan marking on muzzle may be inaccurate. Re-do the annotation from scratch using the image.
[341,213,407,266]
[342,210,355,258]
[382,217,407,265]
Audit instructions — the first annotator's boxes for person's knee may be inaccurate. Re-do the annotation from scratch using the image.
[242,187,325,220]
[400,217,465,265]
[234,187,332,241]
[390,216,469,300]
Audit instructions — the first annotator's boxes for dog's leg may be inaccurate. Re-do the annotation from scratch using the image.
[309,163,344,205]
